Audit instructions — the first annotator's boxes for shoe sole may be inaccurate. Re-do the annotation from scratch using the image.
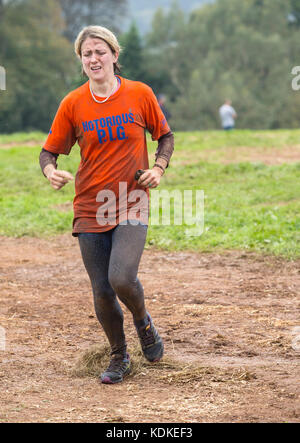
[101,376,122,384]
[100,367,131,384]
[145,343,164,362]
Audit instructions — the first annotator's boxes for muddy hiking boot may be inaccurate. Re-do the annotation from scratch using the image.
[100,353,131,384]
[135,313,164,362]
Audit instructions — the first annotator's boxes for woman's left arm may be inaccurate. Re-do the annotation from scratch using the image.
[154,131,174,170]
[138,85,175,188]
[137,131,174,188]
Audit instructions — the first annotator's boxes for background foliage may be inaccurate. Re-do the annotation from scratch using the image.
[1,0,300,132]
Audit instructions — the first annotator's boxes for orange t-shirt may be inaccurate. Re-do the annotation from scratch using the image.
[43,76,171,235]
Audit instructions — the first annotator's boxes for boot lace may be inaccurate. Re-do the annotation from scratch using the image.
[106,355,128,373]
[139,324,156,347]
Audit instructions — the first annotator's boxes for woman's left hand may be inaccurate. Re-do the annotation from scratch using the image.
[137,167,164,189]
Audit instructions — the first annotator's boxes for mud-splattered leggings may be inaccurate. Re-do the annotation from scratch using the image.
[78,222,148,357]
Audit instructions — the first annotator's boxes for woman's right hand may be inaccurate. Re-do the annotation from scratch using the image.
[44,165,74,190]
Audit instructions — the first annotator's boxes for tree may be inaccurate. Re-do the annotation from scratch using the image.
[159,0,300,130]
[289,0,300,25]
[58,0,128,42]
[0,0,76,133]
[119,23,145,81]
[143,1,186,97]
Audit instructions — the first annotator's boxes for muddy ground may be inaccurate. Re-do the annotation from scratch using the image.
[0,234,299,423]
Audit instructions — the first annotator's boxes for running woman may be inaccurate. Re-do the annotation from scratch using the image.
[39,26,174,384]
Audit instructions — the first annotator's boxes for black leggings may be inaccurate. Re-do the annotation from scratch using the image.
[78,222,148,356]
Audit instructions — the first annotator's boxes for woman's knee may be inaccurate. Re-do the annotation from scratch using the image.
[92,282,115,301]
[108,271,135,295]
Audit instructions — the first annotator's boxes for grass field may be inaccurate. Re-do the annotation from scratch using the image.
[0,129,299,258]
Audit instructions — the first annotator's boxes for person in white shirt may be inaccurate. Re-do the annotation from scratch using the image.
[219,100,237,130]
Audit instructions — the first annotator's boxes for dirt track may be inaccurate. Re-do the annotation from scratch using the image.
[0,234,299,423]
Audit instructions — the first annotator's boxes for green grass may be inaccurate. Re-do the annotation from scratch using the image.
[0,131,46,144]
[0,130,299,258]
[171,129,300,151]
[0,143,79,236]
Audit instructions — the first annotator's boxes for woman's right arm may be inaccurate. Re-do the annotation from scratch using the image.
[39,148,58,176]
[39,148,74,190]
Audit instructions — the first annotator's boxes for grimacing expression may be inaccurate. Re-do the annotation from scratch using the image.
[81,37,118,82]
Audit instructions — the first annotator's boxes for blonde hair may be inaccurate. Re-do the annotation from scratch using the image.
[74,25,122,74]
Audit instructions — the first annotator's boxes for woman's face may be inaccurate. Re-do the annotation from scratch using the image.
[81,37,118,82]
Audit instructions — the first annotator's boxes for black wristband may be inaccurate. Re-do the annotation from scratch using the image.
[153,163,165,174]
[135,169,145,181]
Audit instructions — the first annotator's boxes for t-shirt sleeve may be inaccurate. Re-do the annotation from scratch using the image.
[43,95,77,155]
[142,85,171,141]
